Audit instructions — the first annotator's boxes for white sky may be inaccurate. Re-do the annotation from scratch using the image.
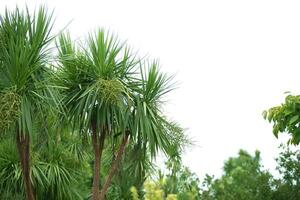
[1,0,300,179]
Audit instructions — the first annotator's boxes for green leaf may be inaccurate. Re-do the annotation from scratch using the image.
[289,115,299,125]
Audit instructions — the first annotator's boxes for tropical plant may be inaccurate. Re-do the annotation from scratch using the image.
[0,127,89,200]
[0,6,55,200]
[55,30,184,199]
[0,137,24,199]
[106,125,189,200]
[105,143,155,199]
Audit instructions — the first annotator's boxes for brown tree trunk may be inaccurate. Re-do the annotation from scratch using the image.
[91,122,106,200]
[16,132,35,200]
[99,133,129,200]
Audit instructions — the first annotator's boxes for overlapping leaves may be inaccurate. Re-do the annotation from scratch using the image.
[0,7,55,135]
[263,95,300,144]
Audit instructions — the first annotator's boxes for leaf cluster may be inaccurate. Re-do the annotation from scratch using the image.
[263,95,300,144]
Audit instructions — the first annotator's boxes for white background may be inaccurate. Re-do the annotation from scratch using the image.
[1,0,300,179]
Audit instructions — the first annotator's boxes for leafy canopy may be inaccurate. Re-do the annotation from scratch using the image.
[263,94,300,144]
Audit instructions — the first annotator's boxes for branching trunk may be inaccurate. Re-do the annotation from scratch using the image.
[99,133,130,200]
[16,131,35,200]
[92,122,106,200]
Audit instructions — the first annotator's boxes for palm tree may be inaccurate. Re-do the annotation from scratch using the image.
[0,7,55,200]
[56,30,185,200]
[98,62,184,199]
[56,30,136,200]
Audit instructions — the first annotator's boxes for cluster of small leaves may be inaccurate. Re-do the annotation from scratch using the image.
[130,181,178,200]
[271,144,300,200]
[276,145,300,186]
[144,181,165,200]
[130,186,140,200]
[161,156,201,200]
[263,95,300,144]
[0,87,21,131]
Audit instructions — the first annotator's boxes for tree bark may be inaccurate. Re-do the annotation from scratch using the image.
[16,131,35,200]
[99,133,130,200]
[91,122,106,200]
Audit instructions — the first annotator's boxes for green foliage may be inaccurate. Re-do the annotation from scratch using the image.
[0,138,24,198]
[130,186,140,200]
[0,87,21,130]
[131,63,178,158]
[56,30,183,157]
[201,150,273,200]
[0,5,187,199]
[130,181,177,200]
[0,6,59,199]
[0,131,90,200]
[144,181,165,200]
[105,143,155,199]
[263,94,300,144]
[36,139,88,199]
[0,6,56,135]
[161,156,201,200]
[55,29,186,198]
[0,4,190,200]
[56,30,135,132]
[200,146,300,200]
[271,145,300,200]
[103,123,190,199]
[127,155,200,200]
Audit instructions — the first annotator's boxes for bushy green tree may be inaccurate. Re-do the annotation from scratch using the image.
[201,150,273,200]
[271,145,300,200]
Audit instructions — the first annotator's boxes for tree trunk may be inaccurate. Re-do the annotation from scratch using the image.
[91,122,106,200]
[99,133,129,200]
[16,132,35,200]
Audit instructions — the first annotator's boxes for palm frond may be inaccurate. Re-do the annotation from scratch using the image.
[130,61,178,157]
[0,6,55,136]
[56,30,137,133]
